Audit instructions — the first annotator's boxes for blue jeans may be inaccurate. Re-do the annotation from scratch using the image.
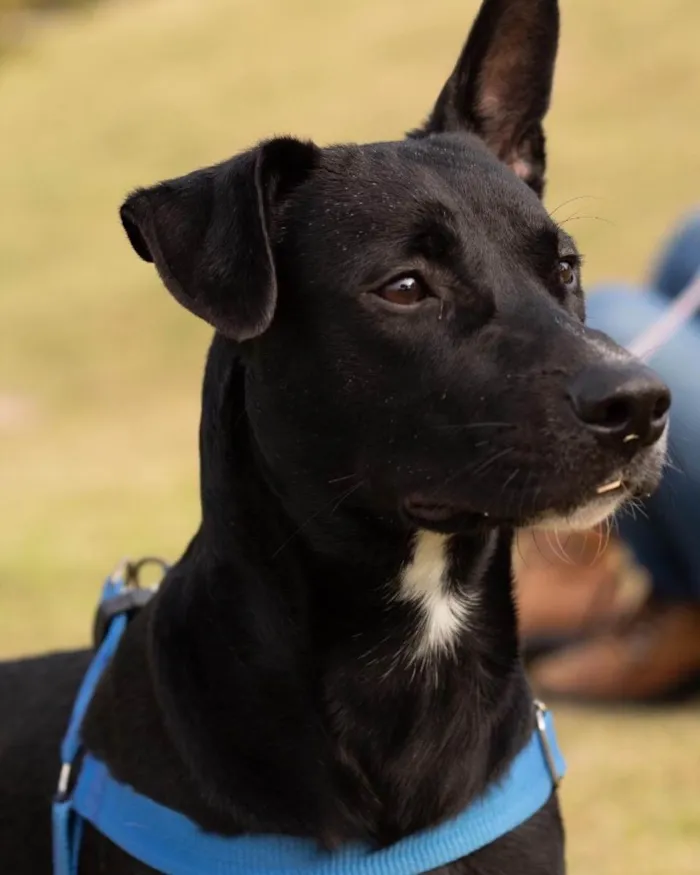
[586,212,700,602]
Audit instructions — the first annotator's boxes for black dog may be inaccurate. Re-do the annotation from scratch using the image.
[0,1,670,873]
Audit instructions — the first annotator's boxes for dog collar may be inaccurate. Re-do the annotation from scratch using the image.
[53,564,565,875]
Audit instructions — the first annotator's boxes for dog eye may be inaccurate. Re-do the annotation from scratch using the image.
[557,259,578,291]
[375,275,429,307]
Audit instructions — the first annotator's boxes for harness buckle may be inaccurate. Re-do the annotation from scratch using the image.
[92,557,167,647]
[534,700,563,788]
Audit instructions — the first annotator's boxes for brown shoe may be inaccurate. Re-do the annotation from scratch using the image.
[514,528,647,643]
[529,599,700,704]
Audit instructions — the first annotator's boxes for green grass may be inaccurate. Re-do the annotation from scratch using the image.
[1,1,699,871]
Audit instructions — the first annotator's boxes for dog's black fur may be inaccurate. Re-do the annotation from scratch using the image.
[0,1,671,873]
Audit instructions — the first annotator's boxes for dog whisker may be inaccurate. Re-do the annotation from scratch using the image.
[330,480,365,515]
[546,531,572,565]
[619,497,649,524]
[554,530,575,565]
[432,447,516,498]
[433,421,515,432]
[591,519,611,566]
[530,485,543,531]
[664,438,687,476]
[327,473,360,484]
[500,468,521,495]
[469,447,515,479]
[664,456,683,475]
[514,532,528,569]
[548,194,602,219]
[544,530,570,565]
[272,480,365,558]
[531,530,546,564]
[557,213,614,228]
[504,468,521,487]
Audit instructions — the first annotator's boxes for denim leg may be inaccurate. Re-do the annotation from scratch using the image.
[586,287,700,601]
[649,210,700,301]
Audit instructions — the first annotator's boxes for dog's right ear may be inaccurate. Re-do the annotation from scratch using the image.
[411,0,559,197]
[120,137,319,342]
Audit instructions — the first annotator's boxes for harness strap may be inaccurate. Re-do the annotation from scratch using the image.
[59,577,128,769]
[70,717,563,875]
[53,564,565,875]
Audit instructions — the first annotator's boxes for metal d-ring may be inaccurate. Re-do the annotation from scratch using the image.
[122,556,169,589]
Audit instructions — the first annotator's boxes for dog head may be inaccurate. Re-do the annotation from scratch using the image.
[120,0,669,541]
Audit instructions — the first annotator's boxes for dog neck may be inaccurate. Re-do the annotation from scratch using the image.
[83,338,532,849]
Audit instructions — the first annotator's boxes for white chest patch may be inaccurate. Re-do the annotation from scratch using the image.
[398,531,477,660]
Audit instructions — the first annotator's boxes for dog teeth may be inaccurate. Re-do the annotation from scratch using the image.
[596,479,623,495]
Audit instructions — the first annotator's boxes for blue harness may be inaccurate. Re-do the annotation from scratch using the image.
[52,562,566,875]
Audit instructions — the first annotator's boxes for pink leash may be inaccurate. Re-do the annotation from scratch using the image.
[627,270,700,359]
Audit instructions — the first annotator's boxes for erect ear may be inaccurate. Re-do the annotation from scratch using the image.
[119,137,319,341]
[411,0,559,197]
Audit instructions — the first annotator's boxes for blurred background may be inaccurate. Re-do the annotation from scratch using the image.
[1,1,699,872]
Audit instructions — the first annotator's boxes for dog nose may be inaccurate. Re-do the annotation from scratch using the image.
[567,362,670,448]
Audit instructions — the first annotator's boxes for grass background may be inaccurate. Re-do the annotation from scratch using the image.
[1,0,699,871]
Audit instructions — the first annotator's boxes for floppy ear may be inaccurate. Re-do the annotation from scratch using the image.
[120,137,319,341]
[411,0,559,197]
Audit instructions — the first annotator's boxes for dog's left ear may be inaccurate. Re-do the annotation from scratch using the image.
[411,0,559,197]
[120,137,319,341]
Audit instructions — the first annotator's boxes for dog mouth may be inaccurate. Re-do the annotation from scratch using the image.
[402,496,487,532]
[400,428,667,535]
[401,474,643,534]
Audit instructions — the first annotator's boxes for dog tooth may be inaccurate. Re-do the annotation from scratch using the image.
[596,479,622,495]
